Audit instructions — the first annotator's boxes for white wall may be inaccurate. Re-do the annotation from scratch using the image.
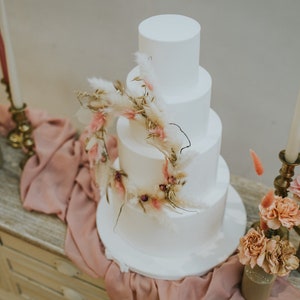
[1,0,300,187]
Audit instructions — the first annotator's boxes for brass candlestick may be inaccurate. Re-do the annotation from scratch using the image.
[273,150,300,235]
[7,103,35,167]
[273,150,300,270]
[274,150,300,198]
[1,78,35,167]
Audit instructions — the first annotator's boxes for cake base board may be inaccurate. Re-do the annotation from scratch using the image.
[96,185,247,280]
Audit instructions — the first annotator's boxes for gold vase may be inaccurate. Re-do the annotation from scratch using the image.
[241,264,276,300]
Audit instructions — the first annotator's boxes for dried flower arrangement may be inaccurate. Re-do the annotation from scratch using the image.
[76,53,192,214]
[238,150,300,277]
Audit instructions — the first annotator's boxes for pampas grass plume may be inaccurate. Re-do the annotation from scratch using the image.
[249,149,264,176]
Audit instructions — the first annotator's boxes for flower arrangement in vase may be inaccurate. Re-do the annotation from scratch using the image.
[238,150,300,300]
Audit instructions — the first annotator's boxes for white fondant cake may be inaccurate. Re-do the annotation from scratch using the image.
[89,14,247,279]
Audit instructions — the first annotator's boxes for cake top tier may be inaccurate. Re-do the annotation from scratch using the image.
[139,14,200,42]
[138,15,201,95]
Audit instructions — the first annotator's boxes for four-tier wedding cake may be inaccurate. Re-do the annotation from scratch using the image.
[79,14,247,280]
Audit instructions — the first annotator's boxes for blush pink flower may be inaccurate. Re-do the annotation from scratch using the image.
[113,171,126,197]
[89,111,106,133]
[149,126,166,140]
[289,175,300,200]
[122,109,137,120]
[162,159,170,181]
[106,135,118,161]
[151,198,162,210]
[276,197,300,229]
[144,80,153,91]
[88,143,99,164]
[162,159,176,183]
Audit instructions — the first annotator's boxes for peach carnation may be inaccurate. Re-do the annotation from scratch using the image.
[262,236,299,276]
[238,228,267,268]
[259,191,300,230]
[276,197,300,229]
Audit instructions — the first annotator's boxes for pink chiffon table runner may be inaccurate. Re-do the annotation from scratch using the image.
[1,104,299,300]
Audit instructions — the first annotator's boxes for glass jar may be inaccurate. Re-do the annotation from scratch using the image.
[241,264,276,300]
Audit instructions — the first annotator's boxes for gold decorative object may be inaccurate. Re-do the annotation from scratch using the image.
[241,264,276,300]
[273,150,300,198]
[1,79,35,167]
[7,103,35,167]
[273,149,300,269]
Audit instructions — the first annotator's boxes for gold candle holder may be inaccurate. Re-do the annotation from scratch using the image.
[7,103,35,167]
[1,78,35,167]
[273,150,300,198]
[273,150,300,270]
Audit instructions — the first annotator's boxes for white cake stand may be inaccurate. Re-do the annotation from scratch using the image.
[96,185,247,280]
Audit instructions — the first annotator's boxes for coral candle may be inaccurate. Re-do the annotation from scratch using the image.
[0,0,23,109]
[285,90,300,163]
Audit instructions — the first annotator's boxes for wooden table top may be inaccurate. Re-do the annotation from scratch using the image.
[0,136,299,289]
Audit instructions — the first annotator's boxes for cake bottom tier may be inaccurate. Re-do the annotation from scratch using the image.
[97,173,247,279]
[110,157,229,257]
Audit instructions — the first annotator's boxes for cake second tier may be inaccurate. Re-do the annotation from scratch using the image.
[126,65,212,142]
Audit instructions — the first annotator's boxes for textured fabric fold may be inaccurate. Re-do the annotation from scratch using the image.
[1,104,299,300]
[104,264,159,300]
[65,169,111,278]
[20,118,81,221]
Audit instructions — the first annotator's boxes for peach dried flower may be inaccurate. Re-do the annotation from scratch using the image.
[238,228,267,268]
[259,191,300,230]
[262,236,299,276]
[276,197,300,229]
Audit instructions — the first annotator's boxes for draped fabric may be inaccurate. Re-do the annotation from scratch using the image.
[1,104,299,299]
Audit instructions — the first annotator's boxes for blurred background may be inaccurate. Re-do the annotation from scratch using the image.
[1,0,300,187]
